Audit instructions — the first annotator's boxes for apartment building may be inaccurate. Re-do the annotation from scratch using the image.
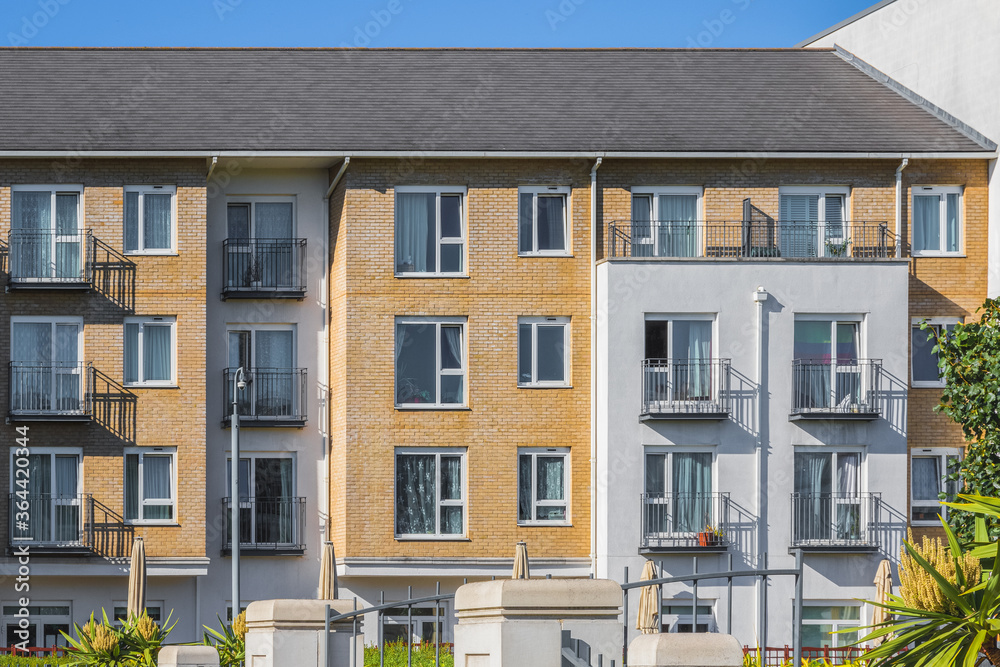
[0,47,994,651]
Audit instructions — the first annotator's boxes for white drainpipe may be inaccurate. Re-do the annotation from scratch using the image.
[589,156,602,577]
[752,285,768,643]
[895,159,909,258]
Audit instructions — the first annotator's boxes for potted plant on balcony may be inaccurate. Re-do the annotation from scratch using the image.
[824,238,851,257]
[698,524,724,547]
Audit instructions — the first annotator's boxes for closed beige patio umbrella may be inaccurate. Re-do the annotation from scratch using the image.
[319,541,338,599]
[872,559,894,645]
[636,560,660,634]
[512,541,530,579]
[127,536,146,618]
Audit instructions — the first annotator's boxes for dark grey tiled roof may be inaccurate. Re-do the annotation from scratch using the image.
[0,48,991,154]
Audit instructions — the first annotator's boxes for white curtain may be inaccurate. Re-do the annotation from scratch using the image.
[673,321,711,400]
[12,191,51,279]
[143,325,172,382]
[54,455,79,542]
[255,331,293,416]
[795,453,832,541]
[794,321,832,409]
[12,323,52,412]
[658,195,698,257]
[143,193,172,250]
[23,455,52,542]
[395,193,433,272]
[55,194,80,279]
[255,203,293,287]
[55,324,80,410]
[946,194,960,253]
[536,456,564,500]
[913,195,940,252]
[439,456,463,533]
[836,454,861,539]
[536,195,566,251]
[396,455,436,534]
[913,458,941,502]
[440,325,464,403]
[673,453,711,533]
[143,455,172,520]
[517,456,532,522]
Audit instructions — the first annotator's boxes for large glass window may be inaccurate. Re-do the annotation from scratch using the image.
[911,318,958,387]
[124,449,175,524]
[395,319,466,407]
[518,317,569,387]
[518,187,569,255]
[911,449,962,524]
[226,455,296,545]
[517,449,569,524]
[9,450,81,544]
[631,189,700,258]
[124,186,175,253]
[395,188,465,275]
[10,186,83,280]
[801,605,861,648]
[912,186,962,256]
[644,450,713,534]
[124,317,175,386]
[778,187,847,257]
[644,317,714,403]
[228,327,296,418]
[226,199,295,289]
[10,318,83,414]
[793,451,861,542]
[395,449,465,537]
[793,317,863,410]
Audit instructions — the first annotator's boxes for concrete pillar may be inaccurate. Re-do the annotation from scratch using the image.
[158,646,221,667]
[627,633,744,667]
[454,579,622,667]
[245,599,363,667]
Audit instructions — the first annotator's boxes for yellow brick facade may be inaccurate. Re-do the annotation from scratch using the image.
[0,158,207,559]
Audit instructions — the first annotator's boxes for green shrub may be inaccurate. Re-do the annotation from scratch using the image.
[0,654,75,666]
[364,641,454,667]
[60,609,174,666]
[201,611,245,667]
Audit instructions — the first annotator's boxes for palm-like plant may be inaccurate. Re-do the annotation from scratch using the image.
[202,611,246,667]
[859,494,1000,666]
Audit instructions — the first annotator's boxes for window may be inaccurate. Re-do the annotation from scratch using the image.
[112,603,162,625]
[124,448,176,524]
[10,186,84,280]
[518,448,569,524]
[793,451,862,542]
[9,448,82,544]
[226,454,297,546]
[10,317,84,414]
[779,186,849,257]
[911,318,959,388]
[228,326,298,418]
[124,186,175,254]
[124,317,175,386]
[801,604,861,648]
[793,316,865,410]
[912,186,962,256]
[395,318,466,407]
[631,187,701,258]
[225,198,299,290]
[911,448,962,524]
[2,603,71,648]
[662,602,715,633]
[644,316,715,403]
[395,187,465,275]
[518,317,569,387]
[518,186,569,255]
[644,450,714,534]
[395,449,465,538]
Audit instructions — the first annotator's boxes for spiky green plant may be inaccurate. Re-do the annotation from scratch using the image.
[202,612,245,667]
[60,609,175,666]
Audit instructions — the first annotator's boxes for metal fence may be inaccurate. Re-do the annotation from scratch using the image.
[790,492,882,549]
[641,358,731,416]
[8,229,93,284]
[790,359,881,416]
[222,238,307,296]
[745,645,870,666]
[8,493,92,548]
[221,496,306,552]
[223,368,307,423]
[9,361,94,417]
[640,492,732,550]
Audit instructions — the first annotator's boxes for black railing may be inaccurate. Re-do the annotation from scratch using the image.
[641,358,731,417]
[8,229,93,285]
[791,359,881,416]
[640,492,732,550]
[9,362,94,418]
[222,496,306,552]
[224,368,307,425]
[790,492,882,548]
[606,220,894,259]
[222,238,307,297]
[8,493,93,549]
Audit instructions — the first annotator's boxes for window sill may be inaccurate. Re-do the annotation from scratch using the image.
[395,405,470,411]
[394,535,470,542]
[395,273,470,279]
[911,253,966,259]
[125,384,179,389]
[911,383,946,389]
[124,251,179,257]
[125,522,180,527]
[517,522,572,528]
[518,384,572,389]
[518,253,573,258]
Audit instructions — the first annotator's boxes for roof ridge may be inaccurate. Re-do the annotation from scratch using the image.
[834,45,997,152]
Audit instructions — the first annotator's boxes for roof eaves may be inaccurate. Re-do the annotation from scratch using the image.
[795,0,898,47]
[834,45,997,152]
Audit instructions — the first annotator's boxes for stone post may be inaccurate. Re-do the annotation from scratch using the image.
[454,579,623,667]
[158,646,221,667]
[245,599,363,667]
[627,633,744,667]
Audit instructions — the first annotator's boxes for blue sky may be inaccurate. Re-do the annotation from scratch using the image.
[4,0,875,48]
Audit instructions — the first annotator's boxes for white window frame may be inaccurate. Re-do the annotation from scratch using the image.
[518,185,571,256]
[225,196,297,237]
[123,447,177,525]
[631,186,704,256]
[10,185,84,230]
[225,452,296,498]
[123,185,177,255]
[517,447,570,526]
[8,447,83,544]
[394,448,467,540]
[112,601,163,625]
[778,186,851,255]
[394,317,467,409]
[643,446,717,536]
[226,323,297,369]
[911,317,961,388]
[801,601,865,649]
[517,317,570,387]
[661,600,717,633]
[124,316,177,387]
[394,186,467,277]
[911,447,962,526]
[10,316,85,415]
[911,185,963,257]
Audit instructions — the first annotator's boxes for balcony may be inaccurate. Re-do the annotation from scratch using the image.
[221,238,307,299]
[639,492,732,553]
[223,368,307,427]
[221,497,306,555]
[790,359,881,420]
[790,492,882,551]
[9,362,94,421]
[8,493,93,555]
[7,230,93,289]
[605,220,894,260]
[641,359,731,420]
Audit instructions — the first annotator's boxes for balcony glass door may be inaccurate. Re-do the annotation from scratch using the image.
[645,319,713,406]
[632,194,698,258]
[227,202,293,289]
[11,321,82,413]
[645,452,712,535]
[12,190,81,280]
[794,320,861,410]
[228,329,294,418]
[228,457,294,546]
[12,453,80,544]
[794,452,861,542]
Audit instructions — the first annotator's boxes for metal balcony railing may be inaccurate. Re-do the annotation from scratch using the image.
[222,238,307,298]
[224,368,307,425]
[641,358,731,418]
[790,492,882,549]
[790,359,881,418]
[8,229,94,285]
[9,361,94,419]
[222,496,306,552]
[9,493,93,549]
[640,492,732,550]
[605,220,894,260]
